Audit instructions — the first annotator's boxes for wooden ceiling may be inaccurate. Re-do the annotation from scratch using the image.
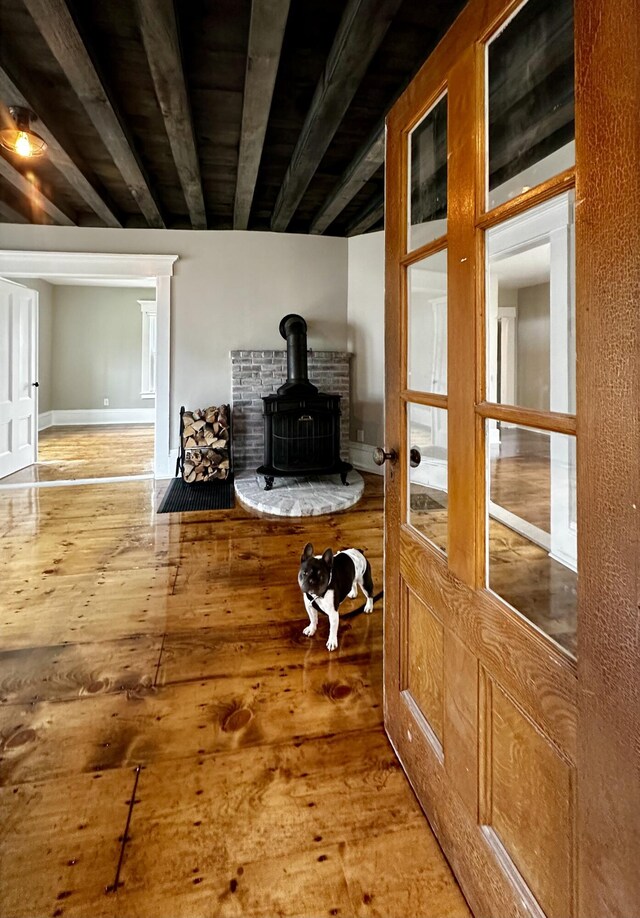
[0,0,466,235]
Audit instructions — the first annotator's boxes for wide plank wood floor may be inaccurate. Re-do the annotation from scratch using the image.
[0,425,155,485]
[0,474,470,918]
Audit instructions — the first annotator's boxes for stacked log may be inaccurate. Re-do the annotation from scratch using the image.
[181,405,231,483]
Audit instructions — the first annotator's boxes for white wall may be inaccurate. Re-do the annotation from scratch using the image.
[0,225,348,449]
[347,231,385,450]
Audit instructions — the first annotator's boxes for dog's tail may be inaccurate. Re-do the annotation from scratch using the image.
[343,590,384,619]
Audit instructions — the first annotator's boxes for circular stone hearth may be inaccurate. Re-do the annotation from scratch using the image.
[234,470,364,517]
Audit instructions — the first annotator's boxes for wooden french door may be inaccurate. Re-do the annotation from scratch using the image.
[383,1,640,916]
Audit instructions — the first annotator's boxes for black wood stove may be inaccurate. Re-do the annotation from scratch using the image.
[257,314,352,490]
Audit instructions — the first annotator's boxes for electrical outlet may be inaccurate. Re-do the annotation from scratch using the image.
[103,398,109,406]
[356,429,365,443]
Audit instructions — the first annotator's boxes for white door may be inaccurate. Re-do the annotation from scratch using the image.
[0,278,38,479]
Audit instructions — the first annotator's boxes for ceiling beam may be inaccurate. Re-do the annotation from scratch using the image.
[0,66,121,227]
[310,119,384,235]
[309,62,423,236]
[0,154,75,225]
[234,0,291,230]
[138,0,206,230]
[0,198,29,224]
[23,0,165,228]
[270,0,403,232]
[346,191,383,237]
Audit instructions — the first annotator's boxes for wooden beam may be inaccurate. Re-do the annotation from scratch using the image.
[270,0,403,232]
[0,198,29,224]
[23,0,164,228]
[138,0,206,230]
[346,191,383,237]
[310,119,384,234]
[234,0,291,230]
[0,66,121,227]
[0,154,74,225]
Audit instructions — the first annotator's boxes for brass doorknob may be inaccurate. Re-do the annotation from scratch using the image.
[373,447,397,466]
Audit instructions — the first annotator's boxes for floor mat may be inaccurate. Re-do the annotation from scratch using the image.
[157,476,235,513]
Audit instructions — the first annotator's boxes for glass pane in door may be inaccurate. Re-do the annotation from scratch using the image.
[487,0,574,209]
[486,421,577,657]
[409,94,447,250]
[486,192,575,413]
[408,403,448,554]
[408,248,447,394]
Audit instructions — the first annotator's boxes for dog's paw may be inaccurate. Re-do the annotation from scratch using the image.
[302,625,317,637]
[348,586,358,599]
[326,636,338,651]
[364,598,374,614]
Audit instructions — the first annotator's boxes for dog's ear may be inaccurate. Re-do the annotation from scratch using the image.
[301,542,314,562]
[322,548,333,568]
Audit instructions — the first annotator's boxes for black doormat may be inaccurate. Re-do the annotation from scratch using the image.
[157,476,235,513]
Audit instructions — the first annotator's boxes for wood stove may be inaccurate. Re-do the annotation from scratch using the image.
[257,314,352,490]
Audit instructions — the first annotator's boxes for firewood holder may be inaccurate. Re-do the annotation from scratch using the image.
[175,405,234,482]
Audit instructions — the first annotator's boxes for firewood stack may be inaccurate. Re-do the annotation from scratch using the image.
[181,405,231,483]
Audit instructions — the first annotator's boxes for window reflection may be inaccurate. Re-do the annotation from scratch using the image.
[409,95,447,250]
[408,248,447,394]
[487,423,577,657]
[408,403,448,554]
[487,0,574,208]
[486,192,575,414]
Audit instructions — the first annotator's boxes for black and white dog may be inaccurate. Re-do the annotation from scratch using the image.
[297,542,374,651]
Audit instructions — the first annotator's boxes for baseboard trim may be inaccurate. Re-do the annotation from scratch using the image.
[349,441,382,475]
[488,500,551,551]
[48,408,155,426]
[38,411,54,431]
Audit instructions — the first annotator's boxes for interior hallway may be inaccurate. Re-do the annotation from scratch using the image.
[0,473,470,918]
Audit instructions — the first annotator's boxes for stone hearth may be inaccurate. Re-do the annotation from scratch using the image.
[234,470,364,517]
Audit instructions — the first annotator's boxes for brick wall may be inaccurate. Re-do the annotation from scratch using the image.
[230,350,351,471]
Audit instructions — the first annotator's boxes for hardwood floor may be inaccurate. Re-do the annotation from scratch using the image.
[0,425,155,485]
[0,474,470,918]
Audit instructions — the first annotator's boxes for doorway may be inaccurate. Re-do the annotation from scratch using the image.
[0,250,176,486]
[0,275,157,486]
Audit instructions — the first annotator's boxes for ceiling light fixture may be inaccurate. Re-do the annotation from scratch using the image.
[0,106,47,158]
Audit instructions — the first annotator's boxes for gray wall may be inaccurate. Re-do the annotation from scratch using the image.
[51,285,152,410]
[517,282,550,411]
[347,231,385,447]
[0,225,348,448]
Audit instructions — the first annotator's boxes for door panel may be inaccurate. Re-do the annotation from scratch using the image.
[0,279,37,479]
[398,526,577,755]
[484,678,574,918]
[403,586,444,745]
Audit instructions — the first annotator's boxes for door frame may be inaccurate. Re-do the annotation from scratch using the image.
[383,0,640,915]
[0,250,177,478]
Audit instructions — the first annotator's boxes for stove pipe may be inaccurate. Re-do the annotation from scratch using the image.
[277,314,318,395]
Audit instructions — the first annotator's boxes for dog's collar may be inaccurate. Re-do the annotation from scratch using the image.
[306,585,329,601]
